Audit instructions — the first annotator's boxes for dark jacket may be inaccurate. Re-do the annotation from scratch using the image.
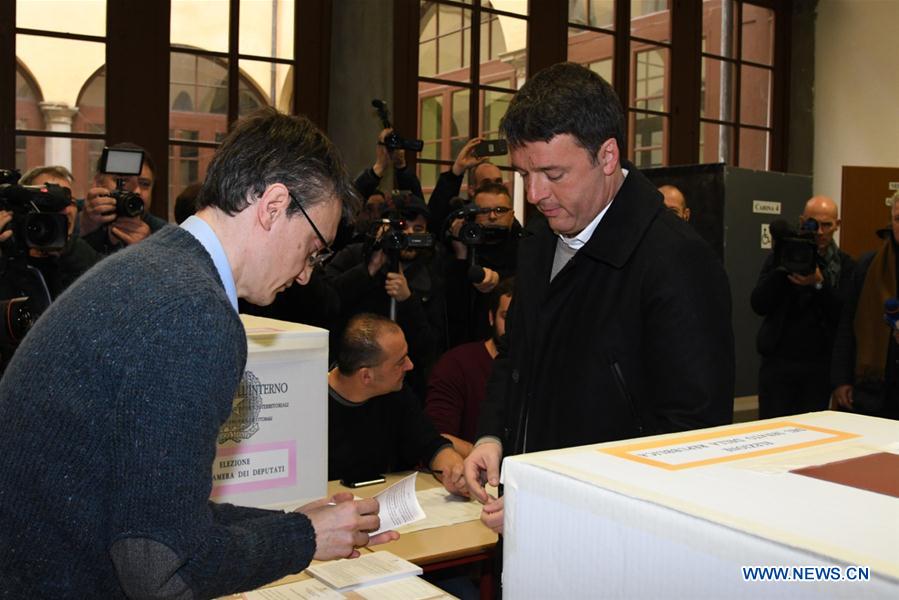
[427,169,465,234]
[82,211,168,256]
[751,249,855,361]
[477,167,735,454]
[323,242,448,399]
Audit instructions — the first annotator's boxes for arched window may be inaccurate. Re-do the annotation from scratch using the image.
[15,61,44,172]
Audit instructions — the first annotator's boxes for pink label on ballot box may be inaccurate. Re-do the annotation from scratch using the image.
[210,440,297,496]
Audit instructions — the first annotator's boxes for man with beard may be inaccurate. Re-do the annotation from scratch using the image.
[425,277,513,458]
[323,193,446,400]
[445,182,523,346]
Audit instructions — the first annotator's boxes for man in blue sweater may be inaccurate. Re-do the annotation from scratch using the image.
[0,108,397,598]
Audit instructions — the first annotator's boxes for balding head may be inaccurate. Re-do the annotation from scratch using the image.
[659,185,690,221]
[802,195,840,254]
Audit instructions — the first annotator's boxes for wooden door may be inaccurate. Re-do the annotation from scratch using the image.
[840,166,899,259]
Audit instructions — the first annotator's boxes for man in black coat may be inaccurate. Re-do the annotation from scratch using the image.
[463,63,735,535]
[751,196,855,418]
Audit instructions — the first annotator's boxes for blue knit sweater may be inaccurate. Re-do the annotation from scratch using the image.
[0,226,316,598]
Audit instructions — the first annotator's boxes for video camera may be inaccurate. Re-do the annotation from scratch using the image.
[446,202,511,247]
[99,147,145,218]
[0,169,71,257]
[771,217,820,276]
[370,217,434,254]
[371,99,424,153]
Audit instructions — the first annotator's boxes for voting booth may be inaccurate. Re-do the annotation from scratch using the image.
[502,412,899,599]
[210,315,329,510]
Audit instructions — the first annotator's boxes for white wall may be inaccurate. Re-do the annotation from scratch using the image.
[814,0,899,207]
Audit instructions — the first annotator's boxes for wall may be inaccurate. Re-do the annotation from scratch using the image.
[814,0,899,205]
[328,0,394,185]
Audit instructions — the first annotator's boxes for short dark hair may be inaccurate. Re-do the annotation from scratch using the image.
[489,277,515,316]
[198,107,358,218]
[174,182,202,224]
[97,142,156,179]
[472,181,512,204]
[500,62,625,163]
[336,313,401,376]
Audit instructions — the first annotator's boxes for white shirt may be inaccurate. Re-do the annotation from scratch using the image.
[180,215,239,313]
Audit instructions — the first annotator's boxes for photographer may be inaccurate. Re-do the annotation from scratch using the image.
[81,142,167,255]
[354,128,424,203]
[427,137,504,235]
[323,193,447,401]
[751,196,855,418]
[1,167,102,371]
[445,181,525,346]
[831,193,899,420]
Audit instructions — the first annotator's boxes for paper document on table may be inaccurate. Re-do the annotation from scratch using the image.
[353,575,456,599]
[237,578,346,599]
[306,551,422,592]
[395,487,482,534]
[371,472,425,535]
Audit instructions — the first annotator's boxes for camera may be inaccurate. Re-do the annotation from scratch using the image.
[99,147,145,218]
[0,169,71,256]
[448,203,511,247]
[371,99,424,153]
[771,217,819,276]
[370,217,434,253]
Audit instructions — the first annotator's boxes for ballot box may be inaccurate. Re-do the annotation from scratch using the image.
[502,411,899,599]
[210,315,329,510]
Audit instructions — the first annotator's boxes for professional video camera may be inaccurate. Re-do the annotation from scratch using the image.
[0,169,71,257]
[99,146,145,218]
[770,218,820,276]
[446,201,511,247]
[371,99,424,153]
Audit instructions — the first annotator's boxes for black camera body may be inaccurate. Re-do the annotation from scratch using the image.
[111,188,145,218]
[771,217,819,276]
[371,99,424,153]
[372,218,434,253]
[99,147,146,218]
[0,169,71,256]
[451,204,510,247]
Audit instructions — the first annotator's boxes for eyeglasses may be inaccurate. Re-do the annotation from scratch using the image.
[290,192,334,268]
[480,206,512,216]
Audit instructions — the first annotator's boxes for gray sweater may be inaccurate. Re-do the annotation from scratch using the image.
[0,226,316,598]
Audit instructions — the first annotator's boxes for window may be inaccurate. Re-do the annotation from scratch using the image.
[168,0,295,220]
[12,1,107,200]
[416,1,527,191]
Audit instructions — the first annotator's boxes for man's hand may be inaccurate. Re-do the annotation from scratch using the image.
[833,384,853,410]
[385,271,411,302]
[480,495,504,535]
[451,137,485,177]
[109,216,150,246]
[473,267,499,293]
[448,218,468,260]
[463,440,501,504]
[431,447,469,497]
[0,210,13,243]
[373,128,393,178]
[297,492,400,561]
[787,267,823,287]
[82,186,117,235]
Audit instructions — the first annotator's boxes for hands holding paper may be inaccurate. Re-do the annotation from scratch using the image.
[431,446,469,497]
[296,493,400,560]
[464,440,504,534]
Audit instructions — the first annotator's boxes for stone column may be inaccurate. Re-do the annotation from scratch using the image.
[38,102,78,169]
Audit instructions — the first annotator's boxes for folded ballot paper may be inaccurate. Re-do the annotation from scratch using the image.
[371,472,426,536]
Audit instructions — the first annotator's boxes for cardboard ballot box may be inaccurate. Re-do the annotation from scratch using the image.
[210,315,328,510]
[502,412,899,599]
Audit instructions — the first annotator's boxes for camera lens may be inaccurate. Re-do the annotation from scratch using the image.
[24,214,63,248]
[1,297,35,343]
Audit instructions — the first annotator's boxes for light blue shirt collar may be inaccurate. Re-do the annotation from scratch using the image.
[181,215,238,312]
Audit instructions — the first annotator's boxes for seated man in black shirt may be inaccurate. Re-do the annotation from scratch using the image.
[328,313,467,496]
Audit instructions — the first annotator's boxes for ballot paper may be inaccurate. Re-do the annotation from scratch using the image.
[371,472,425,535]
[306,551,422,592]
[237,577,345,599]
[395,487,482,534]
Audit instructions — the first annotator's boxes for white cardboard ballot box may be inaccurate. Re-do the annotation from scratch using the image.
[210,315,328,510]
[502,411,899,599]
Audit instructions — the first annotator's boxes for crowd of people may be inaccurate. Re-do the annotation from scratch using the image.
[1,62,896,598]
